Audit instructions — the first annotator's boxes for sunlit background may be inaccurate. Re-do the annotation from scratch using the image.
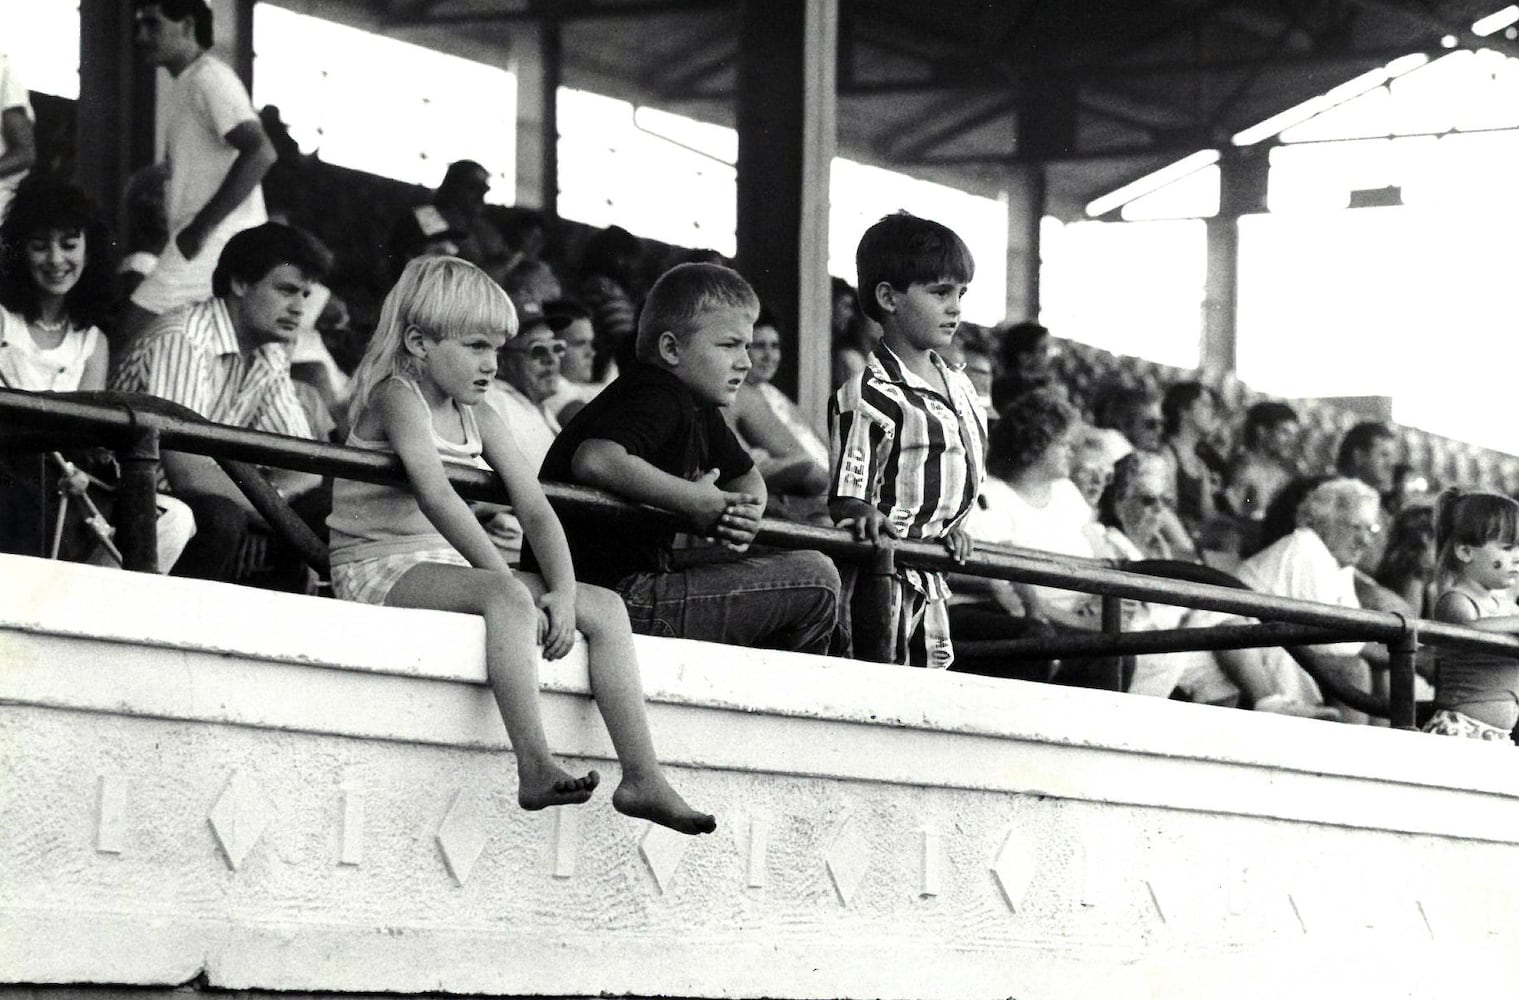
[5,0,1518,451]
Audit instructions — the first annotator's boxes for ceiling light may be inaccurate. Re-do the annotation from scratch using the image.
[1233,97,1328,145]
[1472,4,1519,36]
[1085,150,1220,217]
[1385,53,1430,77]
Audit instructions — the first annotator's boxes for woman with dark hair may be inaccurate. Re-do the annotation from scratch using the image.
[961,389,1104,628]
[0,177,112,391]
[0,176,194,571]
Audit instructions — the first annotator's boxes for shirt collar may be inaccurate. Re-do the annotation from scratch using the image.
[865,341,954,391]
[205,298,241,357]
[207,297,292,370]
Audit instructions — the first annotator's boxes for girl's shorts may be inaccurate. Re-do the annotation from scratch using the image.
[331,548,470,606]
[1422,708,1514,744]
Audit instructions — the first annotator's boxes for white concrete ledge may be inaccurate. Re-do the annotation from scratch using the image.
[4,553,1519,999]
[4,554,1518,837]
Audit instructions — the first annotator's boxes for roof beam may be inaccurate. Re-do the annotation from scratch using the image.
[906,138,1212,168]
[886,96,1018,160]
[1340,0,1519,58]
[648,43,737,99]
[391,0,733,27]
[1204,2,1315,132]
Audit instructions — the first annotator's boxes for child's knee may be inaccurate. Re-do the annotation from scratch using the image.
[579,584,631,635]
[482,573,535,615]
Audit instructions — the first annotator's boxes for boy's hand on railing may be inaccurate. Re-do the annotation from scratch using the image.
[713,498,763,553]
[687,469,758,535]
[942,525,974,565]
[832,498,898,545]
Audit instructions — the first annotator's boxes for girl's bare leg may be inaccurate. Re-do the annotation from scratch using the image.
[387,563,599,809]
[516,573,716,835]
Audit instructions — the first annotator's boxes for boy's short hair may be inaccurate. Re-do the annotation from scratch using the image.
[135,0,213,48]
[212,222,333,296]
[855,212,974,323]
[635,262,760,361]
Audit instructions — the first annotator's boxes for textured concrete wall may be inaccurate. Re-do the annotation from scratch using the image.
[3,553,1519,1000]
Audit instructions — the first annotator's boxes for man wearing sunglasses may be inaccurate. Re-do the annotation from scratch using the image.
[480,297,572,563]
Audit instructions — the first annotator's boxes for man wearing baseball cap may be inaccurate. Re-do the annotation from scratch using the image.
[479,296,573,563]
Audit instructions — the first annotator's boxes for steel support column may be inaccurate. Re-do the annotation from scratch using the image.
[735,0,837,431]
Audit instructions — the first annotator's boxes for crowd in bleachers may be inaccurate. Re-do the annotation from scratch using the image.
[4,0,1519,807]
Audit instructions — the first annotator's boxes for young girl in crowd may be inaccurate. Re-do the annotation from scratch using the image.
[1424,489,1519,743]
[329,255,714,834]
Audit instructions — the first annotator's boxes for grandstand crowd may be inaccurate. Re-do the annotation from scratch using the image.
[4,0,1519,763]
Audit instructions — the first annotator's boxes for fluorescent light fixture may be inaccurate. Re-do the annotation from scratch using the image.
[1473,4,1519,36]
[1085,149,1220,217]
[1234,52,1427,146]
[1233,97,1328,145]
[1385,52,1430,77]
[1324,66,1391,103]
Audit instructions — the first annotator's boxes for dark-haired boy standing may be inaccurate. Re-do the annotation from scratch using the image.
[830,213,986,668]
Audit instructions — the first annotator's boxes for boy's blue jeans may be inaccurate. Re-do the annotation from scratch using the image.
[615,549,843,655]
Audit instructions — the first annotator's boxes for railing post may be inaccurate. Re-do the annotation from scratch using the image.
[114,427,160,573]
[1387,615,1419,731]
[1101,594,1127,692]
[851,546,898,665]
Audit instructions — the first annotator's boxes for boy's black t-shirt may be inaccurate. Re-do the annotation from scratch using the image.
[523,361,755,588]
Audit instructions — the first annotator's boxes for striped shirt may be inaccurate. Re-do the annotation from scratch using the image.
[111,297,313,442]
[829,342,987,602]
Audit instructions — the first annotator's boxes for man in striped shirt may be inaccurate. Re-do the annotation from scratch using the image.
[111,222,332,581]
[830,213,986,669]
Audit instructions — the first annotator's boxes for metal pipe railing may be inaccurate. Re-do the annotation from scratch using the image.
[7,389,1516,729]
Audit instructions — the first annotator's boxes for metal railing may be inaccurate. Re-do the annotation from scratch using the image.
[7,388,1517,730]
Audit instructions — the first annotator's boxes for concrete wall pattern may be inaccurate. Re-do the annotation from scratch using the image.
[3,554,1519,999]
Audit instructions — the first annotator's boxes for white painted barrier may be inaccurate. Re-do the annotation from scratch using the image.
[2,553,1518,999]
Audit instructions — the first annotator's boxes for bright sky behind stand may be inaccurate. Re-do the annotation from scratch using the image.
[7,0,1519,453]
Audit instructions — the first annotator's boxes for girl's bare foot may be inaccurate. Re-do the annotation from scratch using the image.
[613,773,716,835]
[518,761,600,810]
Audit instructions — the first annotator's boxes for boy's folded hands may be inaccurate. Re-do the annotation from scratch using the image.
[687,468,763,551]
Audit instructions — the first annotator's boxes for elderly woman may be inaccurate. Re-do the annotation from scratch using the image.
[1092,451,1201,563]
[1086,452,1314,710]
[1224,477,1387,722]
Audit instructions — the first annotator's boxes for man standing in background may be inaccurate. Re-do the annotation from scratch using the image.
[119,0,275,348]
[0,52,35,221]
